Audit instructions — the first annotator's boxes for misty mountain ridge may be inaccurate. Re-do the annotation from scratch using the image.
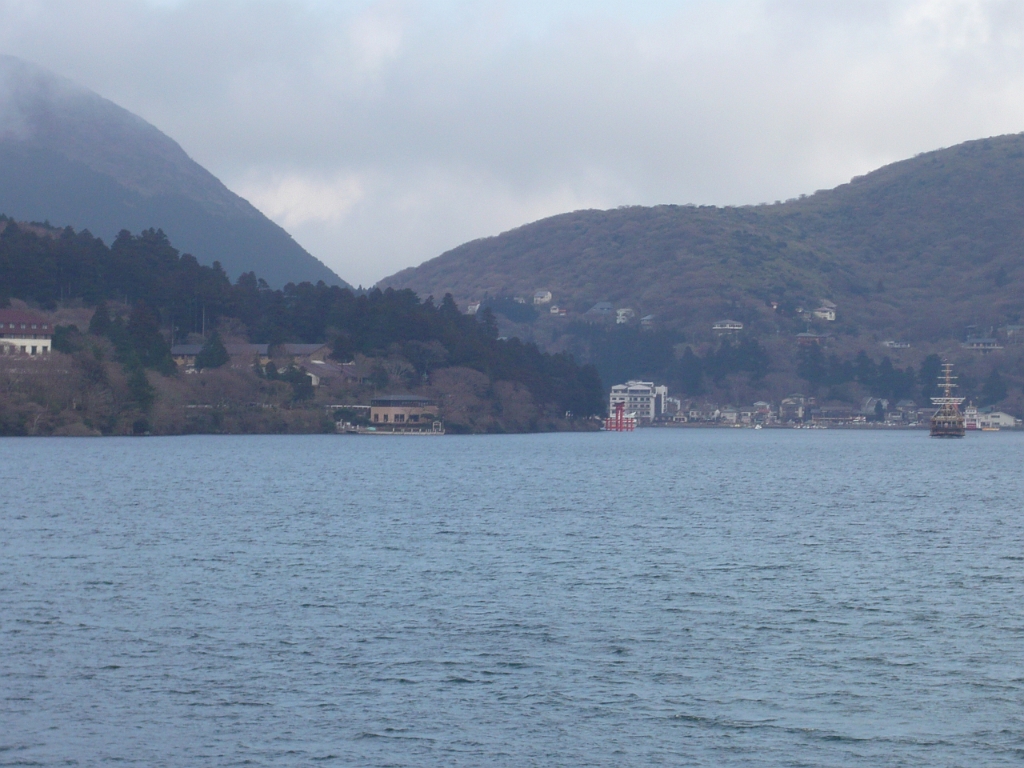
[0,55,347,288]
[381,133,1024,343]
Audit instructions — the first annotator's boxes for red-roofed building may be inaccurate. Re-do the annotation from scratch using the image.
[0,310,53,355]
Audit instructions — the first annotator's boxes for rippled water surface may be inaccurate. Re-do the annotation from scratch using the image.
[3,429,1024,766]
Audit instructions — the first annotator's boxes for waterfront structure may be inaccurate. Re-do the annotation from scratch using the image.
[779,394,811,422]
[604,401,636,431]
[370,395,439,431]
[608,380,668,422]
[978,411,1019,428]
[930,363,966,438]
[0,310,52,355]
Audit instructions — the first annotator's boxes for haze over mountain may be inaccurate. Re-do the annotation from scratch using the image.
[0,55,346,289]
[381,134,1024,343]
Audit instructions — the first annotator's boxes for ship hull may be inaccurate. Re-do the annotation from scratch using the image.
[930,418,965,438]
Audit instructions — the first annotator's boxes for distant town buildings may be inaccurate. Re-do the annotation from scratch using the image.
[0,310,52,355]
[601,382,1021,430]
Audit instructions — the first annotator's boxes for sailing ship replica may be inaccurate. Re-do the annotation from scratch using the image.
[930,363,966,438]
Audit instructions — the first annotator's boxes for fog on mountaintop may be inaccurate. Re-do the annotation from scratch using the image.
[3,1,1024,285]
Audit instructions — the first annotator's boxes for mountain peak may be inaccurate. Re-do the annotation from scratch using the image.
[0,55,348,288]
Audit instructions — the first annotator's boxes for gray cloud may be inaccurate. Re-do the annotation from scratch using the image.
[2,0,1024,285]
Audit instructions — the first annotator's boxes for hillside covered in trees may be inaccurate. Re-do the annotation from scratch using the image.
[382,133,1024,345]
[0,221,603,435]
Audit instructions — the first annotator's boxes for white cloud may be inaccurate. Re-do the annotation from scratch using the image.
[3,0,1024,285]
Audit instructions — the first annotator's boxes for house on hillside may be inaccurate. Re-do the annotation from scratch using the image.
[961,337,1003,353]
[712,319,743,335]
[533,290,553,305]
[999,324,1024,344]
[0,310,52,355]
[585,302,615,321]
[812,305,836,321]
[466,301,481,315]
[616,308,636,324]
[796,332,827,346]
[641,314,656,329]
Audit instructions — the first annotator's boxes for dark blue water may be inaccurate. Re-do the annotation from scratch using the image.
[3,429,1024,766]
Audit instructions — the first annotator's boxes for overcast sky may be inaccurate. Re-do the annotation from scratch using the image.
[3,0,1024,286]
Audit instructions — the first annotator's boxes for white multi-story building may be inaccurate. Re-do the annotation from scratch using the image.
[0,310,52,355]
[609,380,668,422]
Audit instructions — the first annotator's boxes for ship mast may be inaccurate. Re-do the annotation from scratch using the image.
[930,362,966,438]
[932,364,965,407]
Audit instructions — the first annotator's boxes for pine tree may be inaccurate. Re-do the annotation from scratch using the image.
[88,301,111,336]
[195,331,229,370]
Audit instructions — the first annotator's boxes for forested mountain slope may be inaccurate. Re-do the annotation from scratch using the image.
[0,56,346,288]
[381,134,1024,343]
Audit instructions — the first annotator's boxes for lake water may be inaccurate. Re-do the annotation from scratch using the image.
[2,429,1024,766]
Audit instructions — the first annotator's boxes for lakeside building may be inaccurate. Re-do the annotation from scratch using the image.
[779,394,812,422]
[609,380,668,423]
[369,395,439,432]
[688,403,720,422]
[0,310,52,355]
